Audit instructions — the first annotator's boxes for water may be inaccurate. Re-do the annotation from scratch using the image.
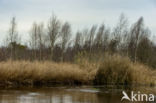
[0,86,155,103]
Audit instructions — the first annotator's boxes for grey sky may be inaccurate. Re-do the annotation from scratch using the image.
[0,0,156,44]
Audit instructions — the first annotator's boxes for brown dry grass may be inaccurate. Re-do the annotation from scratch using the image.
[94,55,156,86]
[0,61,96,86]
[0,55,155,87]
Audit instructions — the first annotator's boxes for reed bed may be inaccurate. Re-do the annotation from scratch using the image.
[0,55,155,87]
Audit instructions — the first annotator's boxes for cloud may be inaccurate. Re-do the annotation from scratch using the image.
[0,0,156,44]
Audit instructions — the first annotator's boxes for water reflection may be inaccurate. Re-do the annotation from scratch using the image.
[0,86,155,103]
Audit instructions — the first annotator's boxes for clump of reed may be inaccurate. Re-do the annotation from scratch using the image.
[94,54,156,86]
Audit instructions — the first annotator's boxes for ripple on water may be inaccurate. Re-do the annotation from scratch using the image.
[66,88,100,93]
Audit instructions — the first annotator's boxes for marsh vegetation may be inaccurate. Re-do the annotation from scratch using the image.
[0,14,156,87]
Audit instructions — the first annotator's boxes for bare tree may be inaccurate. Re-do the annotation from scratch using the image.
[128,17,144,62]
[7,17,19,59]
[37,23,45,60]
[112,14,129,52]
[74,31,82,50]
[60,22,71,61]
[83,28,89,46]
[102,27,110,51]
[95,24,105,50]
[88,25,97,53]
[29,22,38,59]
[47,14,61,60]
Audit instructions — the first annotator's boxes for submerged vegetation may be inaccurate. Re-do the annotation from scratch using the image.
[0,55,155,87]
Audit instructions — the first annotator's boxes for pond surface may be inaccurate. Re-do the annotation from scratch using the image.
[0,86,155,103]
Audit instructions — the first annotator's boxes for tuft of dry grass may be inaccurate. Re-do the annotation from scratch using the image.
[94,54,156,86]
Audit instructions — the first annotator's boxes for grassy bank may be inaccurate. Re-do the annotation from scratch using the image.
[0,55,155,87]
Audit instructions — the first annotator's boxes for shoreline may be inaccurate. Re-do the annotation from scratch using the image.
[0,81,155,88]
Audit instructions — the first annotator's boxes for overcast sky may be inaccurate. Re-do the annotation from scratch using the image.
[0,0,156,44]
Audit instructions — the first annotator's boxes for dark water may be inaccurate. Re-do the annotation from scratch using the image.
[0,86,155,103]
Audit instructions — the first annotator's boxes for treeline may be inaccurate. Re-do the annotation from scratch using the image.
[0,14,156,68]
